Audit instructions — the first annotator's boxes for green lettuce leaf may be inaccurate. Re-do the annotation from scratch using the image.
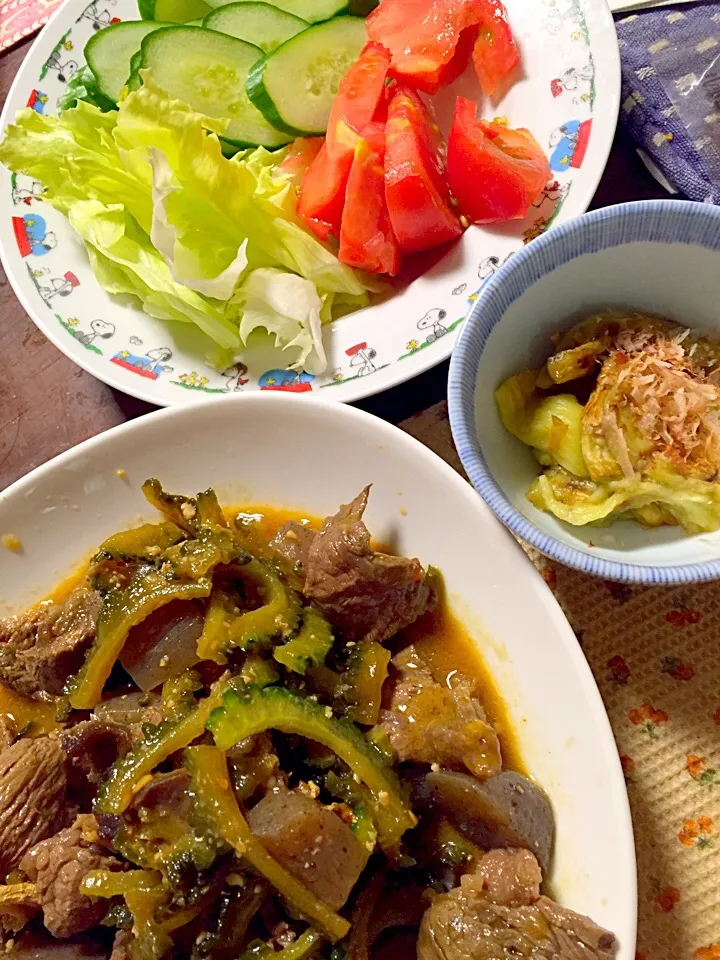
[112,75,254,291]
[0,103,152,232]
[115,75,371,300]
[231,268,326,373]
[69,199,239,349]
[148,147,248,299]
[58,65,117,114]
[0,73,375,368]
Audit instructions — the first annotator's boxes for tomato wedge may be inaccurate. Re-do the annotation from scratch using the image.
[384,87,464,255]
[368,0,478,90]
[296,146,343,242]
[298,43,391,242]
[407,26,478,94]
[339,122,400,276]
[447,97,549,224]
[472,0,520,95]
[278,137,324,187]
[367,0,517,94]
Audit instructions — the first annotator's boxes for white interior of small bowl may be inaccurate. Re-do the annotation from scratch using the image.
[0,395,635,957]
[474,239,720,568]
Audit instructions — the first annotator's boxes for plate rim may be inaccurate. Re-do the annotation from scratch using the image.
[0,0,622,406]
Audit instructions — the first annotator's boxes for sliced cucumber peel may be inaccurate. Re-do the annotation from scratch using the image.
[139,25,291,149]
[205,0,350,23]
[245,16,366,136]
[203,2,308,54]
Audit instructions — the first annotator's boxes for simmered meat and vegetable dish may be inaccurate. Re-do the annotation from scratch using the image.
[0,482,616,960]
[497,311,720,534]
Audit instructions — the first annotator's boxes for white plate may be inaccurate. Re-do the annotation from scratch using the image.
[0,0,620,404]
[0,393,636,956]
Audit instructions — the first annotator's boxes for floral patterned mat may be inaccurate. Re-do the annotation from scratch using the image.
[401,400,720,960]
[0,0,62,53]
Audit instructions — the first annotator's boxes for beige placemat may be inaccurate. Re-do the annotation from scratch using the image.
[400,400,720,960]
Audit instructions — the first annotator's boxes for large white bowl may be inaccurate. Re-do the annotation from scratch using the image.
[0,394,635,955]
[449,199,720,584]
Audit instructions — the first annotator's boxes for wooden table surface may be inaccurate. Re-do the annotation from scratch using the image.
[0,37,668,492]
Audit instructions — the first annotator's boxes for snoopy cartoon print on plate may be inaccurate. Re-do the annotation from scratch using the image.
[0,0,621,406]
[56,315,115,354]
[111,344,174,381]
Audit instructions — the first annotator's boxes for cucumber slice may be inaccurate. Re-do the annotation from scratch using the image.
[85,20,170,102]
[139,0,212,21]
[139,26,291,149]
[246,16,366,136]
[203,3,308,54]
[126,49,143,93]
[205,0,349,24]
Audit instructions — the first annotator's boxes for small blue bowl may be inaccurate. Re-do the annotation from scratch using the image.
[448,199,720,585]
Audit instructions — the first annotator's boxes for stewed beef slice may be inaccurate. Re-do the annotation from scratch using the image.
[0,587,101,699]
[418,852,615,960]
[8,931,110,960]
[0,736,68,877]
[0,716,16,755]
[379,646,502,779]
[109,930,133,960]
[469,849,542,907]
[273,487,432,643]
[21,814,123,938]
[247,788,366,909]
[271,521,316,572]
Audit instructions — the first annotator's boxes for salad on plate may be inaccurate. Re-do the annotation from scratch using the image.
[0,0,551,377]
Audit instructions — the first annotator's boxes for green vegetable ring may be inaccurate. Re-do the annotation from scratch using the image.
[208,684,416,849]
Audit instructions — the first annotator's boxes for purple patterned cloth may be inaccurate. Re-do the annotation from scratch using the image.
[616,3,720,202]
